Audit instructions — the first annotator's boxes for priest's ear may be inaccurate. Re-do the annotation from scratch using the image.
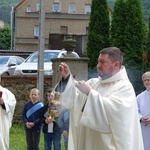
[113,61,120,69]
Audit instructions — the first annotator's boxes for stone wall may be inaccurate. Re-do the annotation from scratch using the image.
[1,76,52,124]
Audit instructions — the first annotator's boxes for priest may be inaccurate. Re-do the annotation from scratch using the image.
[0,76,16,150]
[56,47,144,150]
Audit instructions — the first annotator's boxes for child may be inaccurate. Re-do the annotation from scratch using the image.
[22,88,43,150]
[57,108,69,150]
[40,88,62,150]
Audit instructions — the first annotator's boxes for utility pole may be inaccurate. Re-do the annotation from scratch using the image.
[10,7,14,50]
[37,0,45,101]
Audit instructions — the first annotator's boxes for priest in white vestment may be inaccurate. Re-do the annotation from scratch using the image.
[0,77,16,150]
[137,71,150,150]
[56,47,144,150]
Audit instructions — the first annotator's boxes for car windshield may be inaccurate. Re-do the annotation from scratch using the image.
[0,56,9,65]
[26,51,59,63]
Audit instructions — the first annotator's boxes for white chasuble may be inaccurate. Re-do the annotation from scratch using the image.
[60,66,144,150]
[0,86,16,150]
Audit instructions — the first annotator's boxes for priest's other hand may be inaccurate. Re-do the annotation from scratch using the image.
[76,80,91,95]
[59,62,70,79]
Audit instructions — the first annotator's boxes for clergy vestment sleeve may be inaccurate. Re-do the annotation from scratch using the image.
[137,94,144,120]
[1,87,16,127]
[0,85,16,150]
[80,89,110,132]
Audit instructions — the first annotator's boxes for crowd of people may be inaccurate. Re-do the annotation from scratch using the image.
[22,88,69,150]
[1,46,150,150]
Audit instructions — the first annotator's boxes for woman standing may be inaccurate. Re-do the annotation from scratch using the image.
[137,71,150,150]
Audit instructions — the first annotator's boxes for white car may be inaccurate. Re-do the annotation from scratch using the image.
[0,56,25,76]
[14,49,79,76]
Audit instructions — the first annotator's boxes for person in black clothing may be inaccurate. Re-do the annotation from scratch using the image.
[40,88,61,150]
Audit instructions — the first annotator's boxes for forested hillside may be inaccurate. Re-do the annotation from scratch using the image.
[0,0,21,24]
[0,0,149,24]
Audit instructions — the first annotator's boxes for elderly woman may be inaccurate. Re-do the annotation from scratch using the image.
[137,71,150,150]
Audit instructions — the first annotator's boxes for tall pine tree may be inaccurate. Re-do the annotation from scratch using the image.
[110,0,126,51]
[111,0,144,69]
[110,0,144,94]
[145,15,150,70]
[124,0,144,69]
[87,0,110,68]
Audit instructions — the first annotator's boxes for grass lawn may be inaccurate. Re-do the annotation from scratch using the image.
[10,124,65,150]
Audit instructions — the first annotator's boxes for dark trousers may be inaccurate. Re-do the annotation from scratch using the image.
[63,136,68,150]
[44,132,61,150]
[25,130,41,150]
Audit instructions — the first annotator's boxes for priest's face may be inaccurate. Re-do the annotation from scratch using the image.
[97,54,117,80]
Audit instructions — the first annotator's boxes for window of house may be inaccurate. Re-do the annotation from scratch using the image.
[86,27,88,34]
[27,6,31,12]
[85,4,91,14]
[34,25,39,37]
[53,3,60,12]
[36,3,40,12]
[68,3,76,14]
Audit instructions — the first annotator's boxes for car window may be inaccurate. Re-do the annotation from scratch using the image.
[26,52,38,63]
[59,52,66,58]
[9,57,17,65]
[26,51,60,63]
[17,57,24,65]
[73,53,79,58]
[44,51,59,62]
[0,57,9,65]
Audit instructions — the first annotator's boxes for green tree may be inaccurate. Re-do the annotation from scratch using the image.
[110,0,144,94]
[124,0,144,95]
[110,0,126,51]
[0,25,11,49]
[87,0,110,68]
[145,15,150,70]
[123,0,144,69]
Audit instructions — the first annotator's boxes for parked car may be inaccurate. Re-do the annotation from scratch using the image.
[14,49,79,76]
[0,56,25,76]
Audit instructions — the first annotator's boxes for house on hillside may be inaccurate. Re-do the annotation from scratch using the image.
[13,0,91,55]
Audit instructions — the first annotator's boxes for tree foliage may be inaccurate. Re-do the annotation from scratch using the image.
[0,0,21,24]
[108,0,150,23]
[144,16,150,71]
[110,0,126,51]
[111,0,144,70]
[0,25,11,49]
[110,0,144,94]
[87,0,110,68]
[123,0,144,69]
[148,16,150,55]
